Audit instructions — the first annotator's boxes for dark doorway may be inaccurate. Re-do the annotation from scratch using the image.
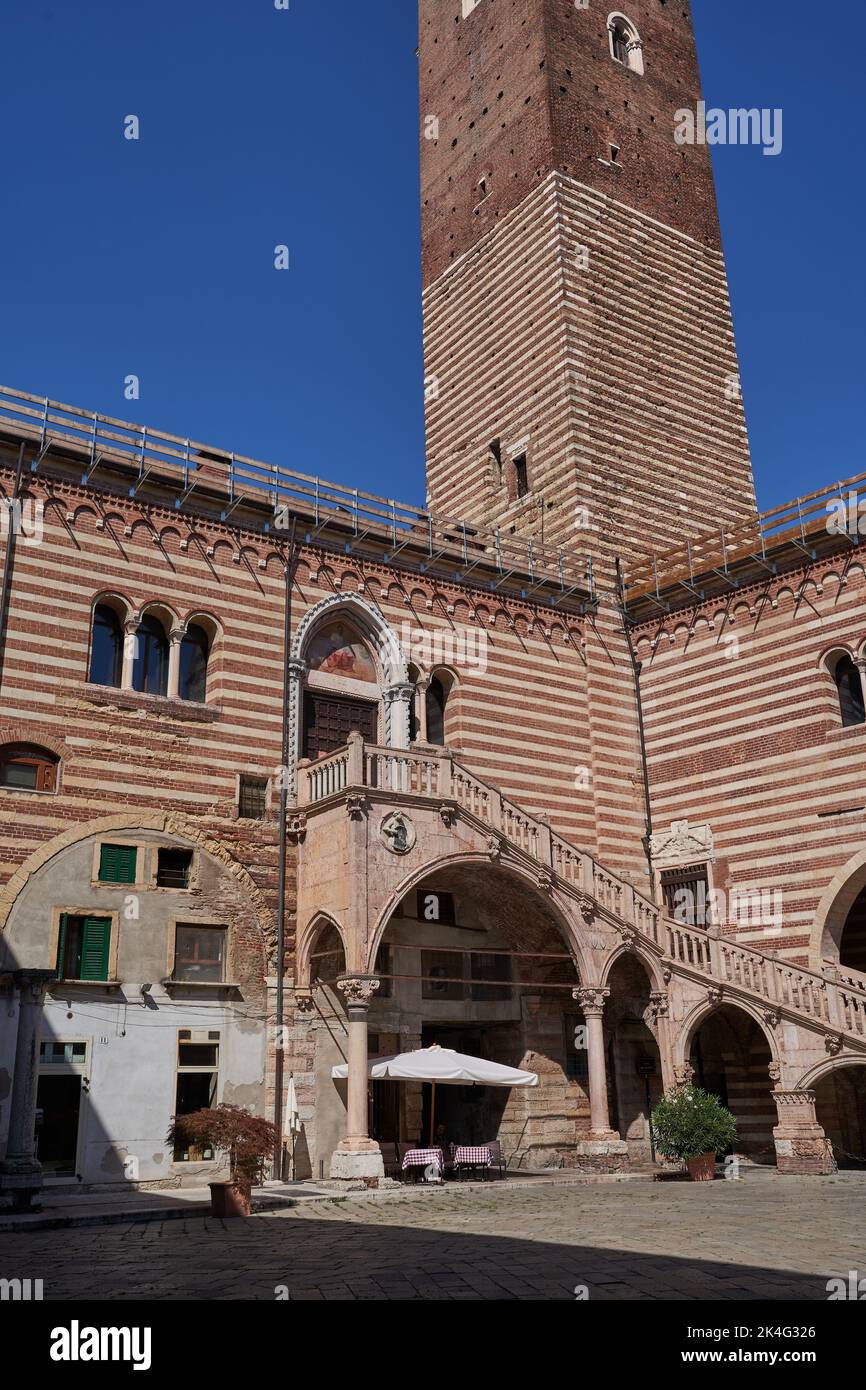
[303,692,378,759]
[36,1074,81,1175]
[419,1024,511,1147]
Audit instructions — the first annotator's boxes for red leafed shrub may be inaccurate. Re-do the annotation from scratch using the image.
[167,1105,276,1187]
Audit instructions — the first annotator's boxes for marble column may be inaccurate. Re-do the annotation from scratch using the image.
[573,985,629,1170]
[383,682,414,750]
[121,620,139,690]
[329,976,385,1182]
[167,626,186,698]
[0,970,55,1210]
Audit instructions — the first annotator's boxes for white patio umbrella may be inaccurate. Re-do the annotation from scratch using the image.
[331,1044,538,1146]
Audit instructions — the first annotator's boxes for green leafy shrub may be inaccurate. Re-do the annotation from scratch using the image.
[651,1085,737,1161]
[167,1104,276,1187]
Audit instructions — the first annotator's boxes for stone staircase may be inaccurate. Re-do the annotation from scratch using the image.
[299,739,866,1051]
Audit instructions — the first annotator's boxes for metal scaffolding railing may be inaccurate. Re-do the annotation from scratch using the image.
[624,468,866,609]
[0,383,595,608]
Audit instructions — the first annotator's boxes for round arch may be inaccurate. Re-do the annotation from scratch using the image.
[795,1054,866,1092]
[0,811,274,959]
[296,911,350,991]
[365,850,592,984]
[601,940,666,993]
[674,994,780,1069]
[811,847,866,968]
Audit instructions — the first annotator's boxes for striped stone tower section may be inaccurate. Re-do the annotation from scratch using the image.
[419,0,757,577]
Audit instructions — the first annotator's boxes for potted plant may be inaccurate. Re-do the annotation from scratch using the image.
[651,1085,737,1181]
[167,1104,276,1216]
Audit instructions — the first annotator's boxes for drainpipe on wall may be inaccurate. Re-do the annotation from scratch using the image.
[615,558,655,893]
[273,517,298,1181]
[0,442,26,694]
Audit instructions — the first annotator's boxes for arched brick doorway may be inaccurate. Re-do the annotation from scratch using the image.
[689,1005,776,1166]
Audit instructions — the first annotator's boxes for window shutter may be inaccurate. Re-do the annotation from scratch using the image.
[56,913,69,975]
[99,843,137,883]
[80,917,111,981]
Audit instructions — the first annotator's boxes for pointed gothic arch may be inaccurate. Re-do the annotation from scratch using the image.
[287,594,411,799]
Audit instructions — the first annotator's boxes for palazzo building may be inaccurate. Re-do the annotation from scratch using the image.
[1,0,865,1203]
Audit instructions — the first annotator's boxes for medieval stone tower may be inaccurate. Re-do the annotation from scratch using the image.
[419,0,758,574]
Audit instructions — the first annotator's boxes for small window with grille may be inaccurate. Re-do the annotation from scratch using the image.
[238,775,269,820]
[660,864,711,928]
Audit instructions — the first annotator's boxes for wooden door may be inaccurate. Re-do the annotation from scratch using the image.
[303,692,378,759]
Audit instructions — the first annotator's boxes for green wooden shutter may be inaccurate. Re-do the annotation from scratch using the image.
[98,843,137,883]
[56,912,69,976]
[80,916,111,981]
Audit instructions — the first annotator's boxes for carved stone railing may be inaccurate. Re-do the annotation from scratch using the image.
[297,735,866,1044]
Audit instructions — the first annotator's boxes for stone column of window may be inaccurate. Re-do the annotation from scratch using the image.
[329,976,385,1183]
[121,620,139,691]
[383,682,414,750]
[0,970,55,1211]
[573,986,616,1137]
[854,656,866,715]
[414,675,431,743]
[167,626,186,699]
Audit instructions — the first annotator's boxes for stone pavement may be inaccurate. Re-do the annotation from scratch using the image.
[3,1174,864,1301]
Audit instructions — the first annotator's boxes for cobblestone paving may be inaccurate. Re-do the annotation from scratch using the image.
[4,1175,864,1301]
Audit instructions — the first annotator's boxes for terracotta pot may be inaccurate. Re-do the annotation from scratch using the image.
[686,1152,717,1182]
[209,1180,252,1217]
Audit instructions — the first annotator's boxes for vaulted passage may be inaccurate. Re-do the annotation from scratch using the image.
[606,956,663,1165]
[814,1067,866,1170]
[689,1007,776,1166]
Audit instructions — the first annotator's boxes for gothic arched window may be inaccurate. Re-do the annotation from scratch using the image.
[832,653,866,728]
[426,675,449,746]
[179,623,210,703]
[132,615,169,696]
[89,603,124,687]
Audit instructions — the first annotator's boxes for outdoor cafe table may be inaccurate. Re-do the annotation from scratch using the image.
[401,1147,444,1177]
[453,1145,492,1169]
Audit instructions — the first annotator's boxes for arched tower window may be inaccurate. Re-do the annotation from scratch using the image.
[89,603,124,687]
[832,653,866,728]
[133,615,169,696]
[608,14,644,75]
[179,623,210,703]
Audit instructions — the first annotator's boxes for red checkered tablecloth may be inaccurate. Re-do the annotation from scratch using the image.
[401,1148,444,1173]
[453,1145,491,1166]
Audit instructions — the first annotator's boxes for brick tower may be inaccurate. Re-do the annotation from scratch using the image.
[419,0,758,573]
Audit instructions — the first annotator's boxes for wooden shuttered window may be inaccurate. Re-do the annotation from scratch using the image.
[98,843,137,884]
[57,914,112,981]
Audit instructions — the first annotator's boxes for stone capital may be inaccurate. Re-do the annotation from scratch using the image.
[337,976,381,1010]
[572,986,609,1017]
[13,969,56,1004]
[649,991,669,1019]
[383,682,414,704]
[287,658,308,683]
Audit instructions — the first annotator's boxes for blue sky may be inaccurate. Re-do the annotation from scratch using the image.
[0,1,860,515]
